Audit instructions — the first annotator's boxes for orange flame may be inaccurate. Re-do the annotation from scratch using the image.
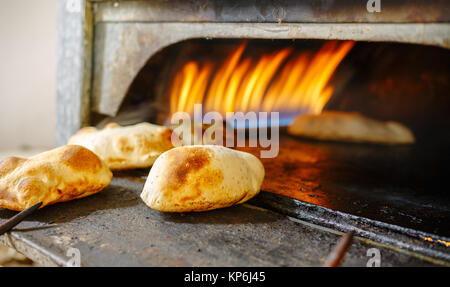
[169,40,354,120]
[423,236,450,248]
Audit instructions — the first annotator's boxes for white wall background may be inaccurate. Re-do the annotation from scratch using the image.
[0,0,57,149]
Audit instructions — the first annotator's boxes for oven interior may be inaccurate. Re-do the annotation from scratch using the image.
[91,39,450,238]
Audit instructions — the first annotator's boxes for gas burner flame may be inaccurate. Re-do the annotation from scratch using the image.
[169,40,354,125]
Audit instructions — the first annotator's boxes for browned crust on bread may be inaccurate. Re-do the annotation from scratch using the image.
[169,147,212,189]
[0,157,26,177]
[68,122,175,170]
[60,145,103,172]
[0,145,112,211]
[141,145,264,212]
[288,111,415,144]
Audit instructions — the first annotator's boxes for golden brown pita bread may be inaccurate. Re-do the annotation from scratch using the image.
[68,122,174,170]
[0,145,112,211]
[288,111,415,144]
[141,145,265,212]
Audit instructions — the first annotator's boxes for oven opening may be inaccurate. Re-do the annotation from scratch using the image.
[93,39,450,238]
[165,40,353,127]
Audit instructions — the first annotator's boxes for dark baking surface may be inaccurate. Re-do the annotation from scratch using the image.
[0,175,446,267]
[237,133,450,238]
[1,133,450,266]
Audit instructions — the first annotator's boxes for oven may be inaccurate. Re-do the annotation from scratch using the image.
[49,0,450,266]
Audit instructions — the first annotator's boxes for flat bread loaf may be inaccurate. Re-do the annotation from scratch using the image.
[288,111,415,144]
[141,145,265,212]
[68,122,174,170]
[0,145,112,211]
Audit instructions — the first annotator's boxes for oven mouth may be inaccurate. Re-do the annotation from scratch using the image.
[163,40,354,128]
[103,39,450,138]
[92,38,450,237]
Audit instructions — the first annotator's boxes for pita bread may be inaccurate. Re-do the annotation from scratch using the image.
[288,111,415,144]
[0,145,112,211]
[140,145,265,212]
[68,122,174,170]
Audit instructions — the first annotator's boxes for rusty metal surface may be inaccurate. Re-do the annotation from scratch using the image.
[91,22,450,118]
[251,192,450,264]
[237,133,450,239]
[0,175,445,266]
[93,0,450,23]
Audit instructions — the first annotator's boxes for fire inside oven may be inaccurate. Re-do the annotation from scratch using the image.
[93,39,450,238]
